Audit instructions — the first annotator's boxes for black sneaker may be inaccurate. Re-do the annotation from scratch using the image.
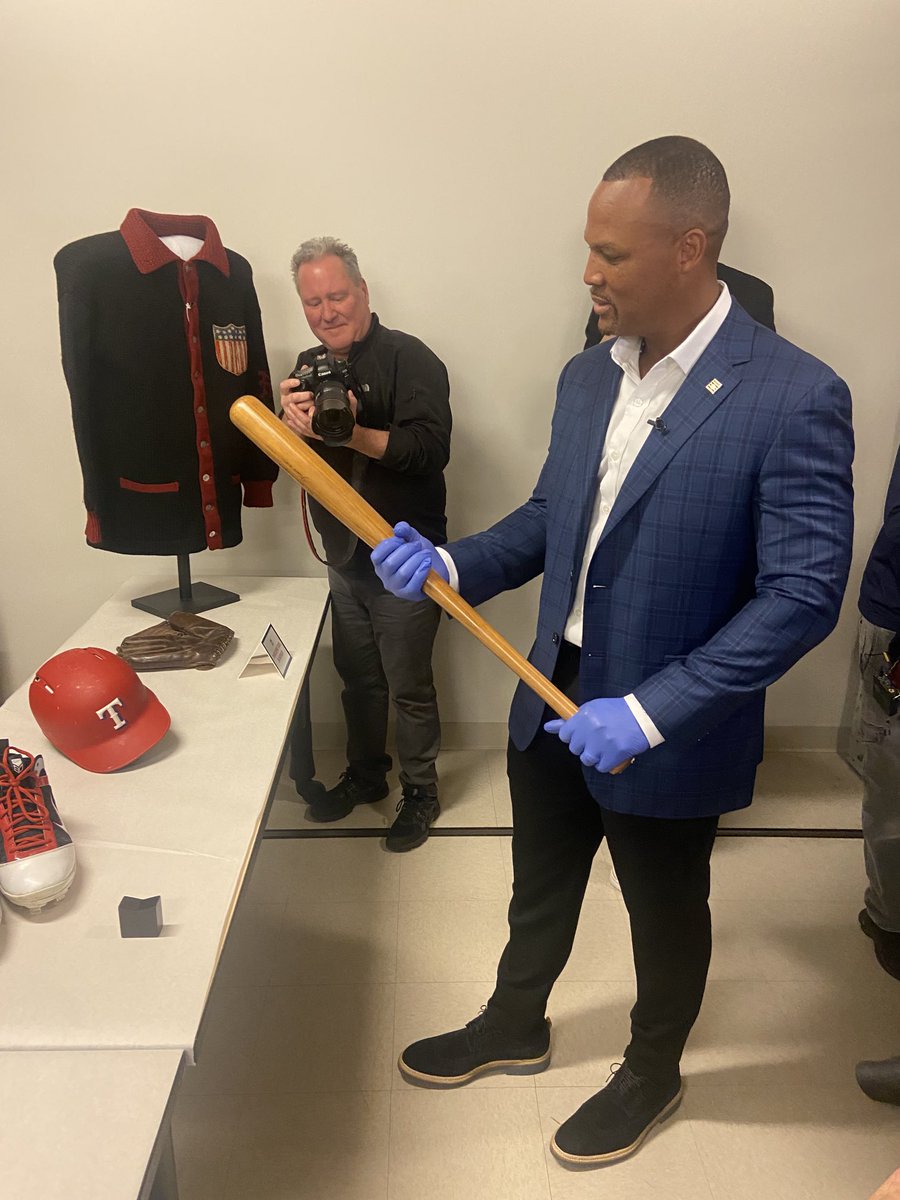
[859,908,900,981]
[307,770,389,823]
[294,777,327,805]
[399,1009,551,1086]
[385,787,440,852]
[550,1062,682,1166]
[856,1056,900,1105]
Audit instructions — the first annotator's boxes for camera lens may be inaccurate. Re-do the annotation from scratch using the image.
[312,381,355,446]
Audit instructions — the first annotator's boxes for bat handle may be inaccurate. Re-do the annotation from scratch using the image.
[421,572,632,775]
[498,628,632,776]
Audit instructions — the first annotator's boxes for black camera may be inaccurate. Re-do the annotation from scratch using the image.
[288,353,362,447]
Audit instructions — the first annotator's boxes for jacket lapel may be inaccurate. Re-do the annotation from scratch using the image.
[599,308,756,545]
[571,352,622,559]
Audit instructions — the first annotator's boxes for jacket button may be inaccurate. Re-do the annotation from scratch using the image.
[552,633,560,645]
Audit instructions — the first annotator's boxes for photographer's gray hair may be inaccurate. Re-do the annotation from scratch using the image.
[290,236,363,284]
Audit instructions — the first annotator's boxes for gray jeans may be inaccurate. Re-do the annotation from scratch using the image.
[328,567,442,792]
[847,617,900,932]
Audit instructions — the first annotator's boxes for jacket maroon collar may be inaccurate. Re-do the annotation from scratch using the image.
[119,208,231,276]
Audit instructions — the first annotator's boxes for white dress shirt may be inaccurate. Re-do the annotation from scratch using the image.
[439,282,732,745]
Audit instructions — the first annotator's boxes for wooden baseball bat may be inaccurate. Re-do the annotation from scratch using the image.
[230,395,634,772]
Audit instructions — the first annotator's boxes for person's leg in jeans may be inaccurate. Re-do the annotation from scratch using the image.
[855,622,900,1096]
[366,579,442,792]
[856,619,900,934]
[850,616,900,981]
[863,748,900,937]
[328,568,392,786]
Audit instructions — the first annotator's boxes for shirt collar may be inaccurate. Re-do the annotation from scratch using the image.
[346,312,380,361]
[119,208,230,276]
[610,282,732,378]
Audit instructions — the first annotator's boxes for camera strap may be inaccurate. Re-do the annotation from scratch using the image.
[296,343,387,568]
[300,450,369,569]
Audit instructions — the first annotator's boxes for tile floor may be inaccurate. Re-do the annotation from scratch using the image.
[172,750,900,1199]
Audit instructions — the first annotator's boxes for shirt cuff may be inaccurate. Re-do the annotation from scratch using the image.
[624,694,665,748]
[435,546,459,591]
[242,480,275,507]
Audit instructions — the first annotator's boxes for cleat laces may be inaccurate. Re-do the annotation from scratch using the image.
[0,748,54,859]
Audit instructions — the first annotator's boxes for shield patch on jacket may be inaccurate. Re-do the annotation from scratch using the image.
[212,324,248,375]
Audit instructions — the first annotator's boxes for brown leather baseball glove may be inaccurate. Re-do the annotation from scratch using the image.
[116,611,235,671]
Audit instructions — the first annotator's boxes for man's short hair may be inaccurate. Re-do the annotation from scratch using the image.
[290,236,363,286]
[603,136,730,248]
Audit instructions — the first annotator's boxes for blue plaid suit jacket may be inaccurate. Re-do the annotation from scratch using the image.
[449,303,854,818]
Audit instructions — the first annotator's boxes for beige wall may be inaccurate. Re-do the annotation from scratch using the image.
[2,0,899,744]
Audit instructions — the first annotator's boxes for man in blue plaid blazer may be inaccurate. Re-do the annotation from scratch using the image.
[373,137,854,1166]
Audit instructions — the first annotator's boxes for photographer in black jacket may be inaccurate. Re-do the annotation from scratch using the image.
[281,237,451,852]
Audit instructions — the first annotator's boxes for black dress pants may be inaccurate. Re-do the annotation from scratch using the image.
[485,642,719,1080]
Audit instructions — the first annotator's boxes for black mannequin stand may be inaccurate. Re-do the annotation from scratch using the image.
[131,555,239,618]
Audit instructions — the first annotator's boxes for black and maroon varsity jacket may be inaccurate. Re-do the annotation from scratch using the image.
[54,208,278,555]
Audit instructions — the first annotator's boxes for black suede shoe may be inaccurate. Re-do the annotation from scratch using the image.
[307,770,389,823]
[550,1062,683,1166]
[859,909,900,981]
[385,786,440,852]
[856,1056,900,1105]
[399,1009,551,1086]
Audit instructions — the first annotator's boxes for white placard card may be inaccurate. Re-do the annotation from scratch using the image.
[238,624,293,679]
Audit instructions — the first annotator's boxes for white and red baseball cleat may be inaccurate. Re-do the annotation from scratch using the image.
[0,740,76,911]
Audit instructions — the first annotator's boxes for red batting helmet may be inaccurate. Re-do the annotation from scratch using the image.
[29,647,171,772]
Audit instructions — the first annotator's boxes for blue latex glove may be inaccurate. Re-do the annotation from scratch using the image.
[544,698,650,773]
[371,521,449,601]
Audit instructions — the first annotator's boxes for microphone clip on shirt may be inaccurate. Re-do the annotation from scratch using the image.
[647,417,669,434]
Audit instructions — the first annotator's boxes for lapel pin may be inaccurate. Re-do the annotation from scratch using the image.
[705,378,723,394]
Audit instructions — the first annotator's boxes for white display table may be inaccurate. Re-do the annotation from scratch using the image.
[0,841,240,1050]
[0,575,328,1052]
[0,576,330,1196]
[1,575,330,860]
[0,1049,183,1200]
